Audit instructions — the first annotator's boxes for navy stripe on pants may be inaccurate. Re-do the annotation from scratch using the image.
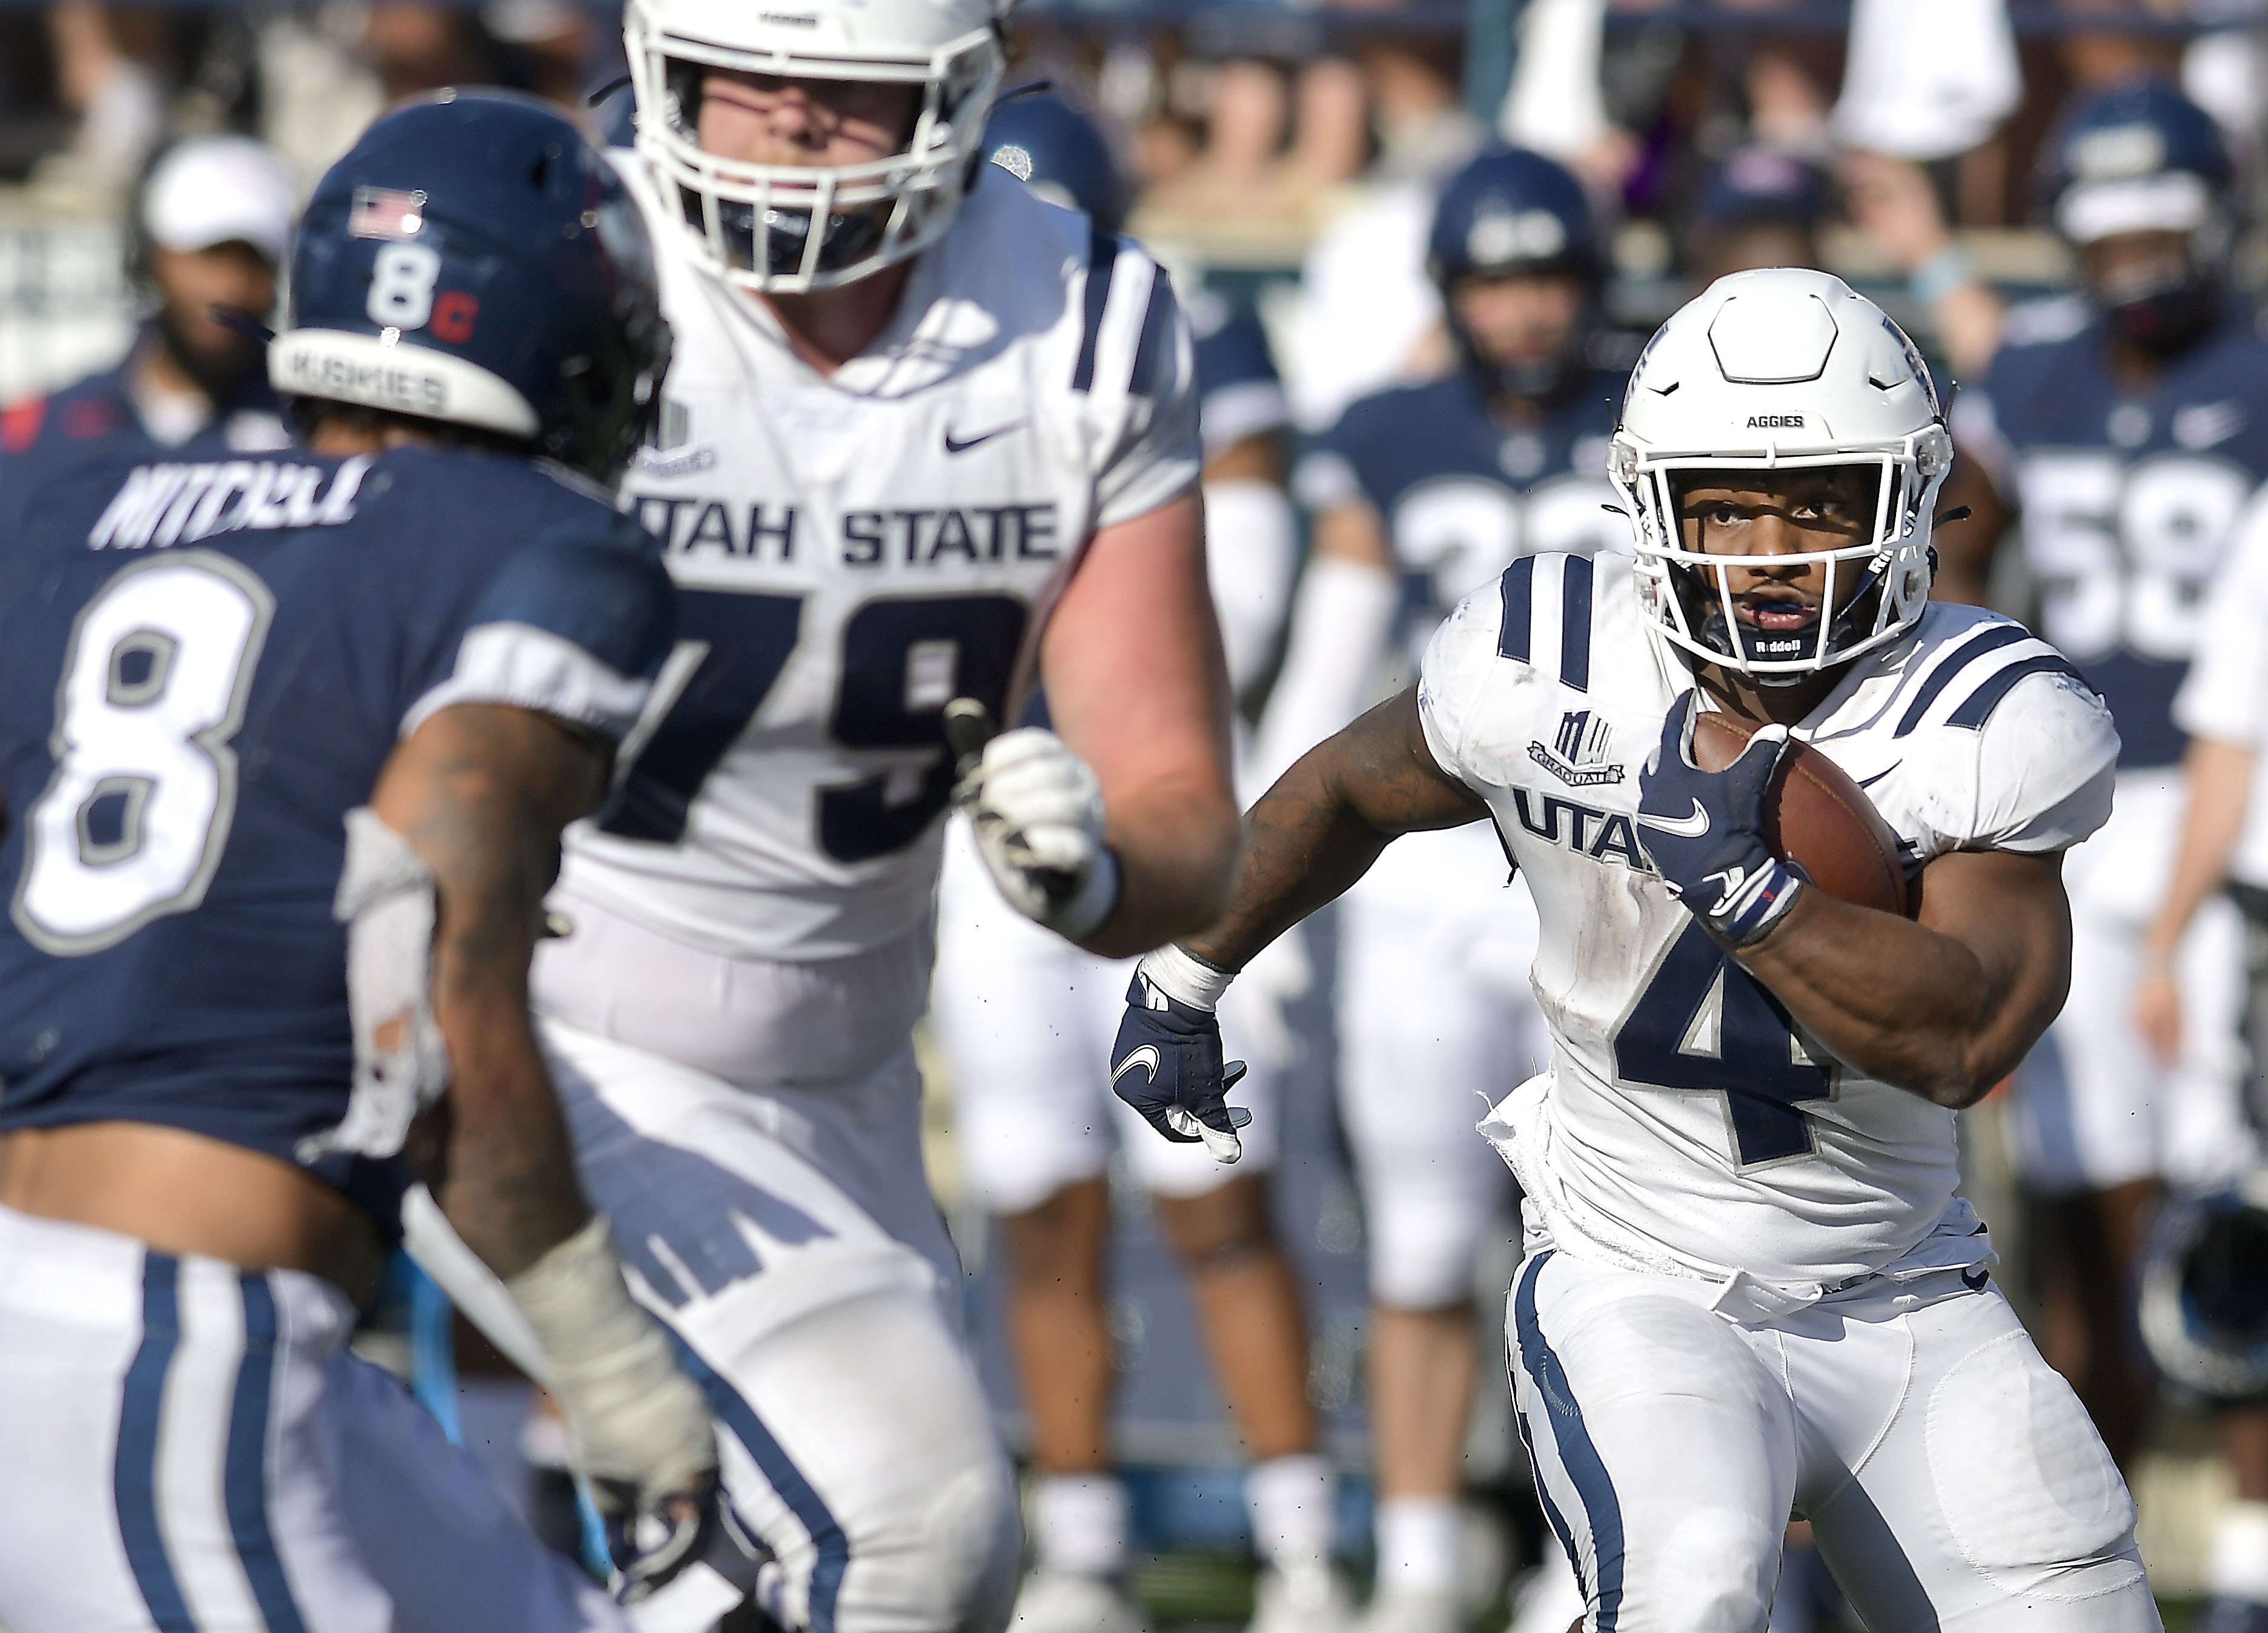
[116,1254,194,1632]
[671,1335,852,1633]
[227,1274,308,1633]
[1513,1251,1628,1633]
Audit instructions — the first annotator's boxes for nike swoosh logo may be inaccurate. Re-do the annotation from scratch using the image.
[943,421,1026,454]
[1636,799,1711,838]
[1857,763,1900,789]
[1112,1045,1162,1087]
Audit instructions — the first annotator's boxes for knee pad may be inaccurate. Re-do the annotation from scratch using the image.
[843,1451,1020,1633]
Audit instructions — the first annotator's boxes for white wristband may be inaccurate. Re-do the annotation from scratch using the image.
[505,1214,713,1506]
[1138,942,1237,1012]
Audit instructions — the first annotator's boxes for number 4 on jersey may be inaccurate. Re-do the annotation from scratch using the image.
[1613,919,1832,1166]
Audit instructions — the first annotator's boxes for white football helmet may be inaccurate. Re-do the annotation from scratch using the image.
[1608,268,1953,682]
[625,0,1006,294]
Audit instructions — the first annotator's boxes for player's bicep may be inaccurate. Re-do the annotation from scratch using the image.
[1043,490,1235,809]
[1915,846,2073,1067]
[372,703,609,939]
[1318,687,1490,838]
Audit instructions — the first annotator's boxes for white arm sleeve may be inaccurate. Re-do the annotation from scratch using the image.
[1202,477,1298,697]
[1250,555,1401,790]
[2176,483,2268,748]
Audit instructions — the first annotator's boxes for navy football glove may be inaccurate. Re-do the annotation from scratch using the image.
[1112,948,1255,1162]
[1636,695,1805,947]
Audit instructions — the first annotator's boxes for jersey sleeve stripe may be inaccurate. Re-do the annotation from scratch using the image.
[1560,552,1595,692]
[1891,623,2031,738]
[1945,654,2093,730]
[1127,265,1178,402]
[1498,555,1539,663]
[1071,225,1120,394]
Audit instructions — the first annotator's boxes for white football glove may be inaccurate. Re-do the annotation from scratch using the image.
[956,726,1120,941]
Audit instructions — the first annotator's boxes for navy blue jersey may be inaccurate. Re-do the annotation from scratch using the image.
[0,446,673,1220]
[1296,366,1626,662]
[1959,300,2268,768]
[1187,292,1288,460]
[1,331,290,468]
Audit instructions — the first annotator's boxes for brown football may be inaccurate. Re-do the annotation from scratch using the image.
[1690,709,1914,919]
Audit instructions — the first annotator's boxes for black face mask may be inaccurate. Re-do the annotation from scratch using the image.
[2104,272,2223,357]
[154,304,265,404]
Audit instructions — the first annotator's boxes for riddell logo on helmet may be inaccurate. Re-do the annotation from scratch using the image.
[1746,414,1806,428]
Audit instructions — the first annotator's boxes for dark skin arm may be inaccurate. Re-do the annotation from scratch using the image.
[372,703,607,1279]
[1184,687,1488,970]
[1732,846,2073,1110]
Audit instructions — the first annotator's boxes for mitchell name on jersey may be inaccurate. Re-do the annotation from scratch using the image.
[1419,553,2120,1294]
[561,157,1201,962]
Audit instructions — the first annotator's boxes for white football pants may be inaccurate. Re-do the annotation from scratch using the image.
[1510,1245,2159,1633]
[2011,772,2252,1193]
[538,1019,1022,1633]
[1338,824,1544,1309]
[0,1204,622,1633]
[932,823,1279,1214]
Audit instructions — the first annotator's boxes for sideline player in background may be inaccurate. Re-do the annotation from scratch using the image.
[1253,145,1623,1633]
[1,134,295,462]
[519,4,1244,1629]
[0,93,716,1630]
[2133,483,2268,1632]
[930,93,1331,1633]
[1116,268,2151,1633]
[1942,82,2268,1576]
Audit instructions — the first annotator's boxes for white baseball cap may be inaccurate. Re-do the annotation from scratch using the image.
[142,135,298,265]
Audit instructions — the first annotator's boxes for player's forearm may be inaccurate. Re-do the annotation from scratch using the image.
[1736,875,2064,1109]
[2144,736,2255,959]
[1083,773,1242,958]
[373,706,608,1276]
[1188,689,1487,972]
[1184,757,1399,972]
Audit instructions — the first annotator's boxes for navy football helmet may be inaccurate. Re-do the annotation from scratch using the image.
[2138,1174,2268,1403]
[981,91,1129,236]
[273,90,670,484]
[2039,79,2233,353]
[1426,147,1601,401]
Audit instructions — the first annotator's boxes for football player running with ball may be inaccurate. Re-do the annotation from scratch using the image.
[504,2,1241,1630]
[1113,270,2158,1632]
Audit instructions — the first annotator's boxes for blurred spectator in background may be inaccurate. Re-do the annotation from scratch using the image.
[43,0,166,194]
[1273,21,1479,430]
[2,133,291,459]
[1685,144,1827,283]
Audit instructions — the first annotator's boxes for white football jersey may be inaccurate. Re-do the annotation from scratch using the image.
[1420,554,2119,1291]
[557,159,1201,961]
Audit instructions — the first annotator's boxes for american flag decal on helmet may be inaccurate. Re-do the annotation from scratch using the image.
[350,188,427,242]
